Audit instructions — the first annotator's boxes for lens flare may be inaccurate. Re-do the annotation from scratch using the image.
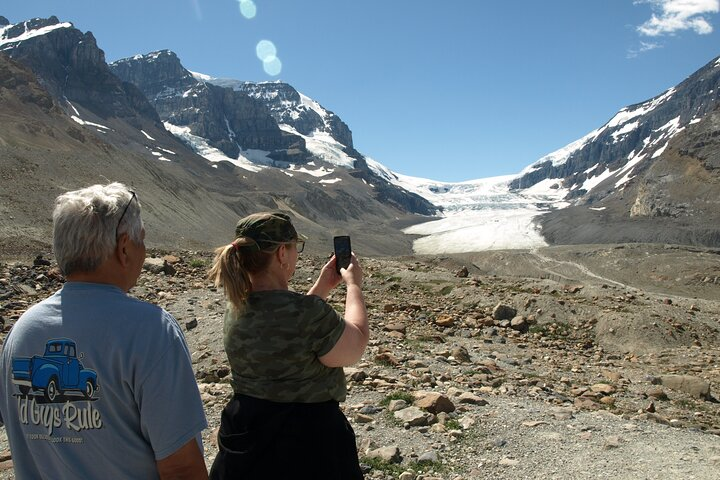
[263,57,282,76]
[256,40,277,62]
[238,0,257,19]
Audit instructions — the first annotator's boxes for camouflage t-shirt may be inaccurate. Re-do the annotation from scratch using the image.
[224,290,347,403]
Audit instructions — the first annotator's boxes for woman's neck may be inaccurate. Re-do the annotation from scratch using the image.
[249,272,288,292]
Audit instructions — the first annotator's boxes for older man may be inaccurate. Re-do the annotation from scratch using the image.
[0,183,208,479]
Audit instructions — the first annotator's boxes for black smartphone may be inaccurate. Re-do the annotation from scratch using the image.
[333,236,352,273]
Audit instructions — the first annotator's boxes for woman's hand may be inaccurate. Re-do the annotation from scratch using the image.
[306,255,343,300]
[340,253,363,287]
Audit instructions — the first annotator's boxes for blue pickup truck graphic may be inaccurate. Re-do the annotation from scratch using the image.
[12,339,98,403]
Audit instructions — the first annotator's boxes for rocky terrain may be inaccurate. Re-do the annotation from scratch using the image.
[1,244,719,479]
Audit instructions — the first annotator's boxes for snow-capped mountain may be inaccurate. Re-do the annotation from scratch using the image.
[2,15,719,254]
[372,54,720,252]
[109,49,436,215]
[512,53,720,201]
[0,16,436,255]
[209,79,354,152]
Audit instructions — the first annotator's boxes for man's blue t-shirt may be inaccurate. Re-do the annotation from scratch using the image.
[0,282,208,479]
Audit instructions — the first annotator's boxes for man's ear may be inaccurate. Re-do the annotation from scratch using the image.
[115,233,130,267]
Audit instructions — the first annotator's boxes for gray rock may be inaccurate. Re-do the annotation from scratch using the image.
[418,450,439,463]
[450,346,471,363]
[394,406,434,426]
[493,303,517,321]
[457,392,488,406]
[388,399,408,412]
[510,316,529,332]
[660,375,711,400]
[143,257,176,276]
[366,445,402,464]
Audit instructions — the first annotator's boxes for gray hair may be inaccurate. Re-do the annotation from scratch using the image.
[52,182,143,275]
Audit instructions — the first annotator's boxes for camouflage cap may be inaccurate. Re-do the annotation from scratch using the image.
[234,212,298,245]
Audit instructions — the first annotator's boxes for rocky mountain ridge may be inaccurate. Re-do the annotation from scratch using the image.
[109,50,307,164]
[0,16,436,258]
[509,55,720,247]
[511,55,720,199]
[2,14,720,255]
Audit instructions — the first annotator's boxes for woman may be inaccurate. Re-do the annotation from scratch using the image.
[207,212,368,479]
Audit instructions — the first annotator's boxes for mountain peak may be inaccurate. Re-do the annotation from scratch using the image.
[125,49,179,63]
[0,16,73,49]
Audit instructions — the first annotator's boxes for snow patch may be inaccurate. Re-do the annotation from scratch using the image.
[522,127,604,171]
[164,122,266,172]
[607,88,676,130]
[614,153,646,188]
[71,115,110,131]
[0,21,73,48]
[278,124,356,168]
[611,121,640,142]
[652,141,669,158]
[580,167,612,193]
[65,99,79,116]
[189,70,214,82]
[151,151,171,162]
[288,164,334,177]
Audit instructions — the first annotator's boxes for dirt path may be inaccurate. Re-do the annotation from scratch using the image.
[528,247,630,288]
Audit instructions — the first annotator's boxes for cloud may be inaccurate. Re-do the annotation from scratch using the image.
[627,40,663,58]
[635,0,719,36]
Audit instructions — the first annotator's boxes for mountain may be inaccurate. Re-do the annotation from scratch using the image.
[377,55,720,250]
[0,16,435,258]
[526,56,720,247]
[2,14,719,256]
[109,50,306,164]
[108,50,436,215]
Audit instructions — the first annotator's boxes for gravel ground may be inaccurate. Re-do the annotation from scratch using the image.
[1,245,719,479]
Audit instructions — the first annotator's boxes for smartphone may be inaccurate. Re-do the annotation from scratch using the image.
[333,236,352,273]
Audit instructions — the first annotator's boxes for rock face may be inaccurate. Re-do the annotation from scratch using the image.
[110,51,437,215]
[1,17,158,123]
[218,80,354,149]
[503,55,720,248]
[0,54,57,113]
[538,108,720,248]
[511,55,720,199]
[109,51,307,164]
[0,15,438,255]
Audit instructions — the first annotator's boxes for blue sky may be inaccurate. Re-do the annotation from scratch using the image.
[3,1,720,182]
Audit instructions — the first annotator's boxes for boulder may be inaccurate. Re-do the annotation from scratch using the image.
[660,375,711,400]
[493,304,517,321]
[414,392,456,414]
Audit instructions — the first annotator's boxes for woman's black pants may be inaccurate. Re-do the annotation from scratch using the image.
[209,394,363,480]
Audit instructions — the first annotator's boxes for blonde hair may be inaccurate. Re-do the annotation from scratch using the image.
[207,239,277,311]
